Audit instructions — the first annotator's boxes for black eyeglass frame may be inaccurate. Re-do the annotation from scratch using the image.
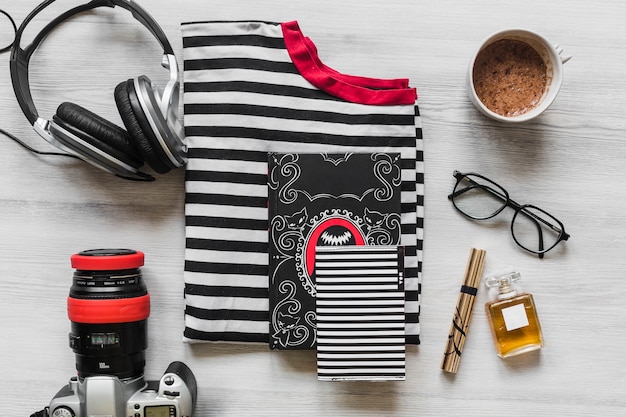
[448,170,570,258]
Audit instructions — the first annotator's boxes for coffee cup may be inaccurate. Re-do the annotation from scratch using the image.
[468,29,571,123]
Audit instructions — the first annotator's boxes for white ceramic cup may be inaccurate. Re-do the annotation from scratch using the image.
[468,29,571,123]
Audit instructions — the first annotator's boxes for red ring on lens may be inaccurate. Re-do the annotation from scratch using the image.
[67,294,150,324]
[70,250,145,270]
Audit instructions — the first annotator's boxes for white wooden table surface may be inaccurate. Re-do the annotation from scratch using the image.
[1,1,625,416]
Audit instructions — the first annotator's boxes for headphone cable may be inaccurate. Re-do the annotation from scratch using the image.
[1,128,79,159]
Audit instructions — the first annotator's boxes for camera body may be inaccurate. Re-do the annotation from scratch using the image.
[48,361,195,417]
[32,249,197,417]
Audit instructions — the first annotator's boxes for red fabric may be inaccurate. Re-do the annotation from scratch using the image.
[281,21,417,106]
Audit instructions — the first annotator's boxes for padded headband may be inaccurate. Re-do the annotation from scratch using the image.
[10,0,177,125]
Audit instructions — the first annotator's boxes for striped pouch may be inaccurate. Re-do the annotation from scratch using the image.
[181,20,423,344]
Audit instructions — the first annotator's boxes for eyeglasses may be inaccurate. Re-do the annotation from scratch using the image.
[448,171,569,258]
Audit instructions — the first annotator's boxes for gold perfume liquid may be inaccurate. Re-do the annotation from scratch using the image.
[484,272,544,358]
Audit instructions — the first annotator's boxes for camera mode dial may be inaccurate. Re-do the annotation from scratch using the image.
[51,406,75,417]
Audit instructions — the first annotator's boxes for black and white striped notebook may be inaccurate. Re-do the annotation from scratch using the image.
[315,245,405,381]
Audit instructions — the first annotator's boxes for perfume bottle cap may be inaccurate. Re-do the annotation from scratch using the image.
[485,271,521,299]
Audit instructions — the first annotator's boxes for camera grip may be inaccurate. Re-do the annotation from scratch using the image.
[164,361,198,408]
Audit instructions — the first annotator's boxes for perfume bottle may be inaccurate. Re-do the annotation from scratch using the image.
[484,272,544,358]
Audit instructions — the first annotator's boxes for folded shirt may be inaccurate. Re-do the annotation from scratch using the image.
[181,20,424,345]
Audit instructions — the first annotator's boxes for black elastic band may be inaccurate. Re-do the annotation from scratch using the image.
[460,285,478,296]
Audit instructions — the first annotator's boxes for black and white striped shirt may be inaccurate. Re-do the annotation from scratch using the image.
[182,20,423,345]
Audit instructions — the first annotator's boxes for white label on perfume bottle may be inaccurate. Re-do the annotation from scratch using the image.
[502,303,529,331]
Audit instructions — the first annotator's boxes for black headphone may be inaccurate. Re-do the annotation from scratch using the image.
[10,0,187,181]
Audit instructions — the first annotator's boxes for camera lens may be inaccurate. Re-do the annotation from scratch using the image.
[67,249,150,380]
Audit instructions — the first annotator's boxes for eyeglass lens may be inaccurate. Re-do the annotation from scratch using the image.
[512,206,564,254]
[451,174,507,220]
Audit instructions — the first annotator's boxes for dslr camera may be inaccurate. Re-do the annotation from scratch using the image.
[32,249,197,417]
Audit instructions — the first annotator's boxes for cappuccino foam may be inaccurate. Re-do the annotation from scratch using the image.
[472,39,547,117]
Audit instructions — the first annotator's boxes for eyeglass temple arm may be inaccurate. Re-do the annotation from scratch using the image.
[449,172,509,201]
[448,183,508,201]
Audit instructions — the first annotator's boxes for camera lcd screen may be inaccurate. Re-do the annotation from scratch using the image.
[145,405,174,417]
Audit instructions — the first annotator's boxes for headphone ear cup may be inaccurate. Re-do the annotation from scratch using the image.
[114,79,172,174]
[54,102,143,168]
